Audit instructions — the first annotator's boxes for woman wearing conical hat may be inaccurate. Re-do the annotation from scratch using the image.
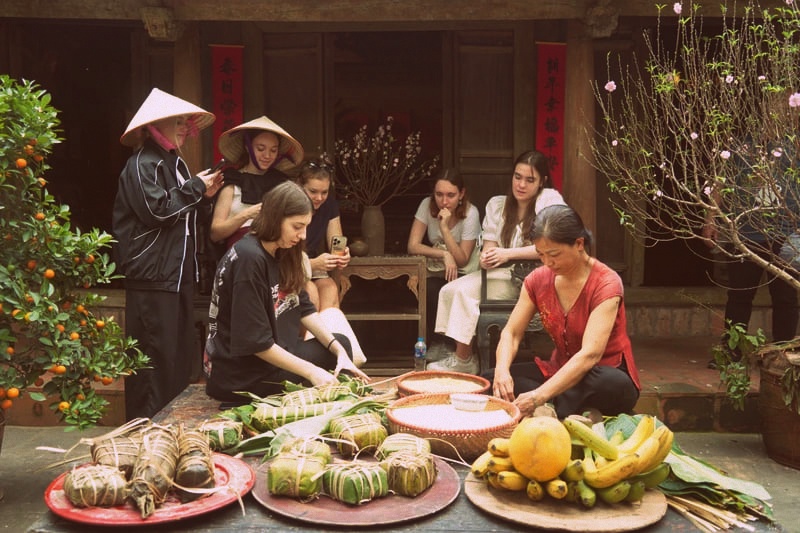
[112,88,223,421]
[210,116,304,249]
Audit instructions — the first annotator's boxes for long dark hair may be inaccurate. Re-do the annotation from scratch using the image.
[500,150,553,248]
[427,167,470,220]
[531,204,593,255]
[251,181,312,293]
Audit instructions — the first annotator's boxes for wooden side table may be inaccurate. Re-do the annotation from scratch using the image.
[338,255,427,340]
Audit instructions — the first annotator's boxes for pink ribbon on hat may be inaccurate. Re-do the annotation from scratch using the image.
[146,124,177,151]
[146,116,201,151]
[185,116,200,138]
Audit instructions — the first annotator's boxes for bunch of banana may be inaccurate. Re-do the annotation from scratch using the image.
[470,416,675,509]
[563,414,674,505]
[471,438,530,491]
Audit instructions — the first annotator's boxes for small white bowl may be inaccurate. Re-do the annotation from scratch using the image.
[450,393,489,411]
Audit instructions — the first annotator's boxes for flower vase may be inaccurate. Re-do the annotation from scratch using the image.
[361,205,385,256]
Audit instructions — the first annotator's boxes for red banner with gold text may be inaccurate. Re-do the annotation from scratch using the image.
[210,45,244,163]
[535,43,566,191]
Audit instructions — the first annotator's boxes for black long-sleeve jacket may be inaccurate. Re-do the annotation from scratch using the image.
[112,139,210,291]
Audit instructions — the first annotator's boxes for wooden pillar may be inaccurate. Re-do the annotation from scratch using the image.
[173,22,204,173]
[563,20,596,239]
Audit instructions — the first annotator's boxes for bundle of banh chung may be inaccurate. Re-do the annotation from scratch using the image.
[267,449,329,500]
[198,418,243,452]
[63,464,129,507]
[328,412,387,458]
[322,462,389,505]
[173,426,216,502]
[375,433,437,497]
[64,422,217,518]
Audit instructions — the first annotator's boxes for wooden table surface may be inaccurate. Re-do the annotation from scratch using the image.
[26,385,780,532]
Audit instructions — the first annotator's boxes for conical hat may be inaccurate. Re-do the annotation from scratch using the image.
[217,115,304,171]
[120,88,215,147]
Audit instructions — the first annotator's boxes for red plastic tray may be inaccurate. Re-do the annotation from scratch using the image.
[44,453,254,526]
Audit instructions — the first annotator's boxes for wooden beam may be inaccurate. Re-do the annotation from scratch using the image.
[174,0,584,22]
[1,1,789,22]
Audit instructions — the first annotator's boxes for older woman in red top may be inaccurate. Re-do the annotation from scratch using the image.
[488,204,640,419]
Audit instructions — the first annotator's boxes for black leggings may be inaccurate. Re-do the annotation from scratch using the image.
[206,333,353,405]
[482,362,639,419]
[725,240,799,342]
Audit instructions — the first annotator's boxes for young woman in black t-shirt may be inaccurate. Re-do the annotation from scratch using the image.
[205,181,369,404]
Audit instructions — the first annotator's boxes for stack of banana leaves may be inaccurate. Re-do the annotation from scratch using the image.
[214,374,392,459]
[604,414,773,530]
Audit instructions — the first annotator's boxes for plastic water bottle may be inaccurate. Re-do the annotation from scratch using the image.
[414,337,427,371]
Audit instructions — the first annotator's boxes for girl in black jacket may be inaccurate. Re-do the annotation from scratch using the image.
[112,88,223,420]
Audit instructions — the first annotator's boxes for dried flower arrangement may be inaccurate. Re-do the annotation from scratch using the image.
[333,116,439,207]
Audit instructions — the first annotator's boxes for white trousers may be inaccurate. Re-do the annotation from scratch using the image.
[434,268,519,345]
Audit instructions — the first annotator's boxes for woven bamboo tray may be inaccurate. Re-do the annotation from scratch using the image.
[385,393,520,462]
[395,370,490,397]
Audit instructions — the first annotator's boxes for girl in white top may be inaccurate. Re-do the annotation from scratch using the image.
[428,151,566,375]
[407,168,481,344]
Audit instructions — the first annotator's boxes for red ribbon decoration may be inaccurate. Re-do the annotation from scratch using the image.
[535,43,566,191]
[210,45,244,162]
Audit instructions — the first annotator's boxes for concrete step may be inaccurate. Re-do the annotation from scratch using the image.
[630,336,760,433]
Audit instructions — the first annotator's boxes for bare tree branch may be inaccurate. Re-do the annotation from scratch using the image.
[589,1,800,289]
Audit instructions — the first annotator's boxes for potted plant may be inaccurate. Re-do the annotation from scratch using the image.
[0,76,148,434]
[753,339,800,470]
[333,116,439,255]
[713,320,800,469]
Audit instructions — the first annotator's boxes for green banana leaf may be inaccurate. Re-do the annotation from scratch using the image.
[280,373,373,397]
[664,450,771,501]
[603,413,645,439]
[659,478,774,521]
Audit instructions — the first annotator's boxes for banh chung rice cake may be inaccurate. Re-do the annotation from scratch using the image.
[389,404,513,431]
[400,376,485,394]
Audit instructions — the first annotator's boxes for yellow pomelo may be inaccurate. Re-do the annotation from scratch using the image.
[508,416,572,482]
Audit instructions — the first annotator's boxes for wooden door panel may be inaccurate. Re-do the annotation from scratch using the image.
[263,33,324,159]
[454,31,514,213]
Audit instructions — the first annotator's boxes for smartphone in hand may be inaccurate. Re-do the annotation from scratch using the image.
[331,235,348,256]
[211,158,226,172]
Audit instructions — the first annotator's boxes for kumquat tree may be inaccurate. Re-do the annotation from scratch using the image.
[0,76,148,429]
[590,0,800,290]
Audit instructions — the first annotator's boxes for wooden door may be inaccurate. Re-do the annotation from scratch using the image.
[262,33,325,161]
[451,30,516,216]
